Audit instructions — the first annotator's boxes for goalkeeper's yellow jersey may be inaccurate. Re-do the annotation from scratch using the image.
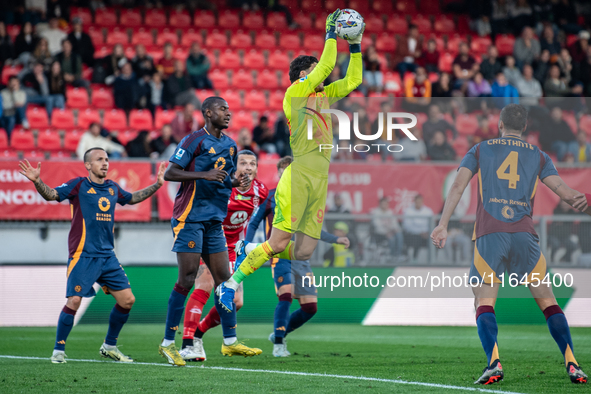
[283,38,362,174]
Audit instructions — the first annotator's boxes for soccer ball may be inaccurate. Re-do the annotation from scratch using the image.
[335,9,365,41]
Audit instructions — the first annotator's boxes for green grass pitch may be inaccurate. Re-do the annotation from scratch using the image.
[0,323,589,393]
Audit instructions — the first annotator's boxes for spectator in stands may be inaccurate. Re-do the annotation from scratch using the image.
[100,43,126,85]
[480,46,503,83]
[548,200,578,263]
[186,42,212,90]
[516,64,543,106]
[237,127,258,153]
[533,49,551,83]
[163,59,199,108]
[431,72,451,97]
[126,130,153,158]
[14,22,38,65]
[569,30,589,77]
[553,0,580,35]
[146,72,163,116]
[570,130,591,163]
[467,72,492,97]
[363,45,383,93]
[452,42,479,90]
[113,62,139,112]
[252,115,276,154]
[540,25,561,56]
[46,0,69,21]
[273,112,291,157]
[402,194,434,261]
[170,102,198,141]
[573,47,591,96]
[0,76,28,138]
[509,0,533,34]
[395,24,422,77]
[22,1,45,25]
[31,37,55,68]
[397,127,427,161]
[503,55,522,87]
[131,44,155,81]
[423,104,457,142]
[76,122,125,159]
[472,116,497,146]
[513,26,541,68]
[539,106,577,161]
[0,22,14,68]
[55,38,86,87]
[427,130,456,161]
[67,17,95,66]
[403,67,431,113]
[157,42,176,79]
[544,64,581,98]
[21,61,65,117]
[150,124,179,158]
[40,17,67,56]
[418,38,440,73]
[48,59,66,98]
[371,197,404,259]
[491,72,519,108]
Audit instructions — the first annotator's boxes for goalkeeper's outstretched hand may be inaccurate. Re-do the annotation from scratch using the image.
[347,23,365,45]
[325,9,341,34]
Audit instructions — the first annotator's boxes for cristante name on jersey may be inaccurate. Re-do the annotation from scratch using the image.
[487,139,535,150]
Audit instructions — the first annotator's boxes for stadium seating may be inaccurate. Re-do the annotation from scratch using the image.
[64,130,83,152]
[131,28,154,46]
[51,109,76,129]
[37,129,62,151]
[181,29,203,47]
[103,109,128,130]
[169,10,192,28]
[232,70,255,89]
[255,31,277,50]
[495,35,516,56]
[155,109,177,129]
[145,9,167,27]
[293,13,312,30]
[471,36,493,55]
[77,109,101,129]
[70,7,93,25]
[219,50,242,69]
[156,28,179,46]
[303,35,324,51]
[230,110,254,130]
[87,27,104,46]
[563,111,578,133]
[66,87,89,108]
[26,107,49,129]
[383,72,403,94]
[0,150,19,159]
[205,30,229,49]
[244,90,267,111]
[210,69,230,89]
[438,52,455,73]
[268,50,290,70]
[117,130,138,146]
[364,14,385,34]
[243,11,264,29]
[230,31,253,49]
[376,34,397,52]
[243,50,266,70]
[91,88,115,109]
[580,115,591,136]
[10,130,35,150]
[257,70,279,89]
[434,15,455,34]
[269,90,284,111]
[119,9,142,27]
[2,65,22,85]
[129,110,154,130]
[194,10,216,28]
[94,8,118,27]
[266,13,288,30]
[219,10,240,29]
[279,34,301,50]
[386,15,408,34]
[456,114,479,135]
[0,129,8,149]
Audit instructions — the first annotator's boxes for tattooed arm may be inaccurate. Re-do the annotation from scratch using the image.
[128,162,166,205]
[19,160,59,201]
[542,175,590,214]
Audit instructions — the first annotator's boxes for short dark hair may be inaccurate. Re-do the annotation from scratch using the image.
[201,96,227,116]
[7,75,18,83]
[237,149,257,160]
[289,55,318,83]
[500,104,528,133]
[259,116,268,123]
[83,147,106,163]
[277,156,293,170]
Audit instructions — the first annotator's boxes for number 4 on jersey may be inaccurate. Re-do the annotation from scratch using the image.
[496,151,520,189]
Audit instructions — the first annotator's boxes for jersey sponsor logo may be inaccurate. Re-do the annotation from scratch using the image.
[75,285,81,292]
[215,157,226,170]
[229,147,234,156]
[188,241,196,248]
[235,194,251,201]
[501,205,515,219]
[108,188,114,196]
[98,197,111,212]
[209,147,216,154]
[230,210,248,224]
[87,187,97,194]
[175,148,185,160]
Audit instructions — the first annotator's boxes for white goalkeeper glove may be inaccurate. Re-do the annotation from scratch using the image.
[346,23,365,45]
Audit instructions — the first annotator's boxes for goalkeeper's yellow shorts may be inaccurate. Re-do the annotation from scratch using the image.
[272,162,328,240]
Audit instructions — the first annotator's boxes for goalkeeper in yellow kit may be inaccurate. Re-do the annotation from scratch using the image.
[217,9,363,311]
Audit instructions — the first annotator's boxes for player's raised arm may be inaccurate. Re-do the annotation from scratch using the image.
[18,160,59,201]
[542,175,590,214]
[128,161,166,205]
[325,25,364,102]
[320,230,350,248]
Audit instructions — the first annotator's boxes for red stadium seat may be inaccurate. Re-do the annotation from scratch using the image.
[244,90,267,111]
[37,129,62,151]
[434,15,455,34]
[195,89,215,102]
[156,28,179,46]
[223,90,242,110]
[205,30,228,49]
[70,7,93,25]
[268,50,290,70]
[303,35,323,51]
[256,69,279,89]
[129,109,153,130]
[119,9,142,27]
[146,47,163,62]
[155,109,177,129]
[397,0,417,13]
[293,13,312,30]
[280,71,291,88]
[210,69,230,89]
[438,52,454,73]
[10,130,35,150]
[91,88,115,109]
[77,109,101,129]
[194,10,216,28]
[180,29,203,47]
[51,109,75,129]
[173,47,189,61]
[243,50,266,70]
[452,136,469,158]
[364,14,385,34]
[131,28,154,46]
[495,34,515,56]
[230,30,252,49]
[386,15,408,35]
[116,130,138,146]
[230,111,254,130]
[255,31,277,49]
[383,72,402,94]
[0,129,8,149]
[219,10,240,28]
[267,12,288,30]
[169,10,192,28]
[66,87,89,108]
[580,115,591,136]
[243,11,264,29]
[94,46,110,59]
[414,112,428,130]
[301,0,323,13]
[87,27,104,46]
[219,50,242,69]
[324,0,340,11]
[471,36,492,54]
[106,28,129,45]
[562,111,578,133]
[232,70,255,89]
[372,0,394,14]
[487,114,500,131]
[103,109,128,130]
[446,35,465,54]
[2,65,22,85]
[7,25,20,41]
[376,33,396,52]
[192,111,204,127]
[348,0,370,14]
[145,9,167,27]
[64,130,83,151]
[26,107,49,129]
[411,15,432,34]
[279,33,300,50]
[269,90,284,110]
[94,8,118,27]
[0,149,19,159]
[422,0,442,14]
[456,114,479,135]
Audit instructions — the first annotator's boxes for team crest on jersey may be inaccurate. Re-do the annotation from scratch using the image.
[75,285,81,292]
[501,205,515,219]
[188,241,196,249]
[229,147,234,156]
[98,197,111,212]
[215,157,226,170]
[278,276,284,283]
[109,188,114,196]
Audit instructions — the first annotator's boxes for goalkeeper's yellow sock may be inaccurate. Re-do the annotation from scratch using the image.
[274,241,294,260]
[230,242,276,286]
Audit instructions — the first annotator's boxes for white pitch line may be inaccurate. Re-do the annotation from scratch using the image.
[0,355,524,394]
